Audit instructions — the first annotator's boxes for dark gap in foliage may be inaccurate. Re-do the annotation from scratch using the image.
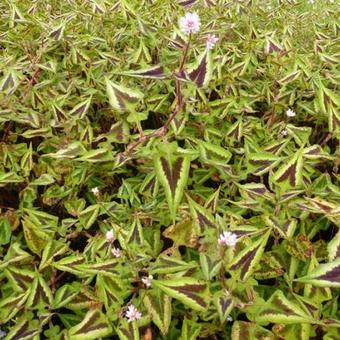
[201,177,221,189]
[141,111,164,130]
[311,222,337,243]
[68,233,89,252]
[235,313,250,322]
[0,187,19,209]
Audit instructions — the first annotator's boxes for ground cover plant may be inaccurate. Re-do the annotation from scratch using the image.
[0,0,339,339]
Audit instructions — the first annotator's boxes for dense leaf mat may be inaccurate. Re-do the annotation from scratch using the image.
[0,0,339,339]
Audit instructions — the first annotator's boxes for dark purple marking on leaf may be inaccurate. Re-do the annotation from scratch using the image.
[135,65,166,79]
[188,53,207,87]
[2,74,14,90]
[115,87,140,110]
[312,200,333,213]
[249,159,272,167]
[11,321,29,340]
[11,271,34,290]
[143,177,156,193]
[239,322,250,338]
[160,157,184,196]
[332,111,340,128]
[305,146,321,155]
[68,258,85,267]
[76,310,107,334]
[178,0,198,6]
[303,301,318,314]
[2,294,24,309]
[277,162,297,186]
[89,262,119,271]
[318,265,340,283]
[129,223,141,244]
[219,297,232,313]
[33,281,49,305]
[50,27,63,40]
[273,296,295,315]
[267,39,283,53]
[13,330,38,340]
[196,211,214,232]
[174,284,207,308]
[230,245,261,280]
[265,142,285,153]
[71,102,88,117]
[232,230,255,237]
[247,186,266,196]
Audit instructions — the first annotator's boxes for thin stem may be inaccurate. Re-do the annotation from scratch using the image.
[122,35,191,156]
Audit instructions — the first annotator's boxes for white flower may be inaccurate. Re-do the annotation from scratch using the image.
[227,315,233,322]
[281,129,288,136]
[218,231,238,247]
[286,108,296,117]
[0,329,6,339]
[125,304,142,323]
[206,34,218,49]
[91,187,99,196]
[179,12,200,34]
[141,275,153,288]
[112,247,121,257]
[308,0,315,4]
[106,230,115,243]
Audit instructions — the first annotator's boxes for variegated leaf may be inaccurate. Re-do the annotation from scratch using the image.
[68,309,112,339]
[153,278,208,311]
[296,260,340,288]
[229,230,270,281]
[154,155,190,219]
[106,78,144,111]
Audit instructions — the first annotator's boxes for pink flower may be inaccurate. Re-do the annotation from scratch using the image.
[125,304,142,323]
[206,34,218,49]
[218,231,238,247]
[179,12,200,34]
[106,230,115,243]
[111,247,121,257]
[286,108,296,117]
[141,275,153,288]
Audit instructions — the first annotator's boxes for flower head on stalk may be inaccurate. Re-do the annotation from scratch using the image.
[179,12,200,34]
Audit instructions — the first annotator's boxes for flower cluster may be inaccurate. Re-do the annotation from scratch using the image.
[179,12,200,34]
[111,247,121,257]
[106,229,115,243]
[286,108,296,117]
[141,274,153,288]
[125,304,142,323]
[218,231,238,247]
[206,34,218,49]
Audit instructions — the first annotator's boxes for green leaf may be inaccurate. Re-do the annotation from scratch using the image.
[180,318,201,340]
[115,65,168,79]
[68,309,112,339]
[143,291,172,336]
[0,217,11,245]
[214,293,233,323]
[229,230,270,281]
[177,50,213,88]
[272,149,304,191]
[151,254,197,275]
[296,260,340,288]
[256,290,314,324]
[69,97,92,119]
[106,78,143,111]
[154,154,190,219]
[78,204,100,229]
[22,217,51,257]
[27,272,53,309]
[152,278,208,311]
